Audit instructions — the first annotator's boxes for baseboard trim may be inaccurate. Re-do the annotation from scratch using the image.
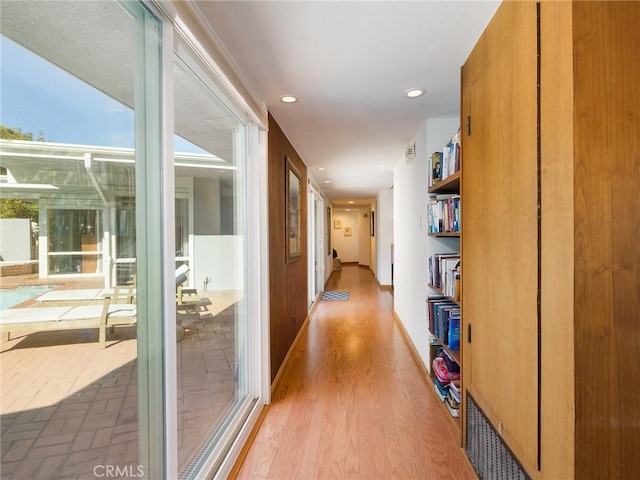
[392,309,431,388]
[270,311,312,399]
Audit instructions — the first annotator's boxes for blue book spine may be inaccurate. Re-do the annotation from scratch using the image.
[448,316,461,350]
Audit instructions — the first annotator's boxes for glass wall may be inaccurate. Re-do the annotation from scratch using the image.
[173,44,254,478]
[0,1,263,478]
[0,1,158,478]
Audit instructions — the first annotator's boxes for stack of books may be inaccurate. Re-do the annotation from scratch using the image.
[447,380,461,418]
[427,295,460,349]
[432,351,461,418]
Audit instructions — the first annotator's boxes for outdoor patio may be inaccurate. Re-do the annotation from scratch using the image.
[0,279,241,479]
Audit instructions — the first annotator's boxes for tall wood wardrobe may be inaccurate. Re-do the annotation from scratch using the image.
[460,2,639,479]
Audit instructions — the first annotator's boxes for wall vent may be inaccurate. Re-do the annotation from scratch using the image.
[405,143,416,163]
[466,393,531,480]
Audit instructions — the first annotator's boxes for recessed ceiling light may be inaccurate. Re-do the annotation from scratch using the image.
[348,201,354,204]
[379,164,387,168]
[346,209,351,212]
[405,88,425,99]
[324,180,331,184]
[317,167,325,171]
[280,95,298,103]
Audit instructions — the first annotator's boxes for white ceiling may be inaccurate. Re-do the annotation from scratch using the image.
[195,1,500,206]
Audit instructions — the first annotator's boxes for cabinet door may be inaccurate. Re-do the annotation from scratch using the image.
[461,1,539,474]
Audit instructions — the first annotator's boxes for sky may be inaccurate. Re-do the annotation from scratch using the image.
[0,35,204,154]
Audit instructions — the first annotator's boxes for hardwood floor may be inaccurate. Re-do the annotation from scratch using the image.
[235,265,475,479]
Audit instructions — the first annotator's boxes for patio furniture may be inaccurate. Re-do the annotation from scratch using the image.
[175,265,201,310]
[0,294,136,348]
[37,284,136,306]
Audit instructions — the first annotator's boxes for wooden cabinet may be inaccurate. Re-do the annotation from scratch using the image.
[460,1,640,479]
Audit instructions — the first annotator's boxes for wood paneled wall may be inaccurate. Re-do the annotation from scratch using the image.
[540,2,576,478]
[464,2,639,478]
[570,2,640,478]
[268,112,308,383]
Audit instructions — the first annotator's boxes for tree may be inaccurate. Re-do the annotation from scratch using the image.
[0,125,34,141]
[0,199,39,224]
[0,125,41,223]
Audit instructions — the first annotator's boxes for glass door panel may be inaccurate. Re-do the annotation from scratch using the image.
[173,45,252,477]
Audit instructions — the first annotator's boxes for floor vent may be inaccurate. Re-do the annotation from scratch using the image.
[465,393,531,480]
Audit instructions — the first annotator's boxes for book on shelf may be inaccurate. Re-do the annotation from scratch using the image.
[448,315,461,350]
[428,151,443,187]
[429,253,460,292]
[432,356,460,384]
[437,304,460,346]
[442,349,460,374]
[434,382,447,402]
[429,299,457,339]
[441,130,461,182]
[445,396,460,418]
[427,295,445,334]
[427,195,461,234]
[449,380,461,403]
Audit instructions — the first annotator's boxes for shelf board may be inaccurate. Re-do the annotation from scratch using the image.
[428,232,460,238]
[432,339,461,365]
[428,170,460,194]
[428,284,460,306]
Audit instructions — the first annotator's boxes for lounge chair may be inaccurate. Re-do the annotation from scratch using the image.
[37,284,135,306]
[175,265,201,310]
[0,293,136,348]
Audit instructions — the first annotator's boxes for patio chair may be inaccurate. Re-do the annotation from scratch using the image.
[175,265,201,310]
[37,284,135,306]
[0,292,136,348]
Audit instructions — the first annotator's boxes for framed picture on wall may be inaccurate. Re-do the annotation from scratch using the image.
[334,219,342,229]
[344,226,352,237]
[285,156,302,263]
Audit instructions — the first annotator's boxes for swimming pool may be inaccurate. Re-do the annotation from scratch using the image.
[0,285,60,310]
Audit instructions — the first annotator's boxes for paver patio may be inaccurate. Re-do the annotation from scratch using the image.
[1,280,241,480]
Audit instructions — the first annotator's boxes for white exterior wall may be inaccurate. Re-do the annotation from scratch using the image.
[0,218,32,261]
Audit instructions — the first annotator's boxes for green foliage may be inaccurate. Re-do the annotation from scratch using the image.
[0,125,43,223]
[0,125,34,141]
[0,199,39,224]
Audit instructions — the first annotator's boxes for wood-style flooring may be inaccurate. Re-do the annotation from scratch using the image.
[235,265,476,479]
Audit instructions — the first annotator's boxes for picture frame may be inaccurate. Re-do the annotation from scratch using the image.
[344,226,352,237]
[334,219,342,229]
[285,156,302,263]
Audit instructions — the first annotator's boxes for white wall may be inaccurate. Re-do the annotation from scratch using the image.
[0,219,33,261]
[331,210,360,262]
[193,236,244,291]
[376,189,393,286]
[393,117,459,371]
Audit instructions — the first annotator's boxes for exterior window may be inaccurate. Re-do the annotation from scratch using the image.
[47,209,102,274]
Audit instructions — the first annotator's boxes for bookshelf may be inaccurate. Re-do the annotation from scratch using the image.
[427,130,462,427]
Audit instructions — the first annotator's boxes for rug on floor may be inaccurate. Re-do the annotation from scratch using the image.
[321,291,349,301]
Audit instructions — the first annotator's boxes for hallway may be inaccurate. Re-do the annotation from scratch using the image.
[236,265,475,479]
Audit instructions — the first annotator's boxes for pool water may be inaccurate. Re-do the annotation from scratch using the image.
[0,285,60,310]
